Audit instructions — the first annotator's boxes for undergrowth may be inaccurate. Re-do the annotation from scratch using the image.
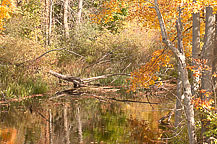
[0,18,162,98]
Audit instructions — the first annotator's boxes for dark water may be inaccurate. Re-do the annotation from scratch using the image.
[0,94,173,144]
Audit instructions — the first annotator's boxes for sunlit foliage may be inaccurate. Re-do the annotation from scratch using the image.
[93,0,217,92]
[0,0,16,31]
[128,49,173,92]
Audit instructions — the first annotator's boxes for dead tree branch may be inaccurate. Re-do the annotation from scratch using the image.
[49,70,130,87]
[16,48,83,66]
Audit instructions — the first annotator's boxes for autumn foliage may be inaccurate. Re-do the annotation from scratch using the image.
[0,0,15,31]
[128,49,173,92]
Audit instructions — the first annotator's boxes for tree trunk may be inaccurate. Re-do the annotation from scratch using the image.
[201,7,215,96]
[201,7,215,142]
[192,10,200,96]
[154,0,196,143]
[45,0,49,46]
[175,8,183,128]
[63,0,69,38]
[212,14,217,108]
[48,0,53,45]
[77,0,83,25]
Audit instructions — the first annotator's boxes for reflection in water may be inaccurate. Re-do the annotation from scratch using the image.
[49,109,53,144]
[0,96,172,143]
[0,128,17,144]
[64,104,70,144]
[76,105,83,144]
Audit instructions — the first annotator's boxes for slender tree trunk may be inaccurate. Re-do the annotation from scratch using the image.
[45,0,49,46]
[192,9,200,96]
[201,7,215,96]
[48,0,53,45]
[175,7,183,128]
[201,7,215,142]
[63,0,69,38]
[77,0,83,25]
[154,0,196,143]
[212,14,217,108]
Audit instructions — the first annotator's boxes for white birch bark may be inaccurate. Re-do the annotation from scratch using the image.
[45,0,49,46]
[48,0,53,45]
[63,0,69,38]
[77,0,83,25]
[154,0,196,143]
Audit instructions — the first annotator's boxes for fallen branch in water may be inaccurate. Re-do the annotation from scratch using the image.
[49,70,130,88]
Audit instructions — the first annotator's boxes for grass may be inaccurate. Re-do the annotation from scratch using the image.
[0,65,48,98]
[0,20,162,99]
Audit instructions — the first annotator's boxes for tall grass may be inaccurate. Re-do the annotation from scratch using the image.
[0,16,162,99]
[0,36,54,98]
[56,22,162,85]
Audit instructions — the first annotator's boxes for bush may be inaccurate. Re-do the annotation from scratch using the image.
[57,22,162,83]
[0,36,56,98]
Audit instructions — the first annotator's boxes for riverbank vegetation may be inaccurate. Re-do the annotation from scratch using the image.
[1,0,217,143]
[0,0,163,98]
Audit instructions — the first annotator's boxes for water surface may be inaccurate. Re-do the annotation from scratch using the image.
[0,93,173,144]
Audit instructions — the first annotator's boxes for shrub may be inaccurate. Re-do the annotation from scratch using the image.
[0,36,56,98]
[57,22,162,83]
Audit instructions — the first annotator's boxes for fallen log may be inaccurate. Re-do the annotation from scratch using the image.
[49,70,130,88]
[49,70,84,88]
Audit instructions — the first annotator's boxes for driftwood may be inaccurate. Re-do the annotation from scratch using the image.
[49,70,130,88]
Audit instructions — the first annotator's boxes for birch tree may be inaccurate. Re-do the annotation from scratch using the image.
[63,0,69,38]
[48,0,53,45]
[77,0,83,25]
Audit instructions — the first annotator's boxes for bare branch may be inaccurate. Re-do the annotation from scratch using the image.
[16,48,65,66]
[16,48,83,66]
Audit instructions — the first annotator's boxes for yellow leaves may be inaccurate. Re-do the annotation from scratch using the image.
[0,0,15,31]
[91,0,128,25]
[212,73,217,78]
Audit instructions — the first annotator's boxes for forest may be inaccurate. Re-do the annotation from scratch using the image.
[0,0,217,143]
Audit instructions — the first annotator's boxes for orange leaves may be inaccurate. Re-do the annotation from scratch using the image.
[192,97,214,110]
[129,49,172,92]
[192,89,214,110]
[188,58,211,81]
[0,0,15,31]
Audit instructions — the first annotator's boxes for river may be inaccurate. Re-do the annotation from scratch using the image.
[0,89,174,144]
